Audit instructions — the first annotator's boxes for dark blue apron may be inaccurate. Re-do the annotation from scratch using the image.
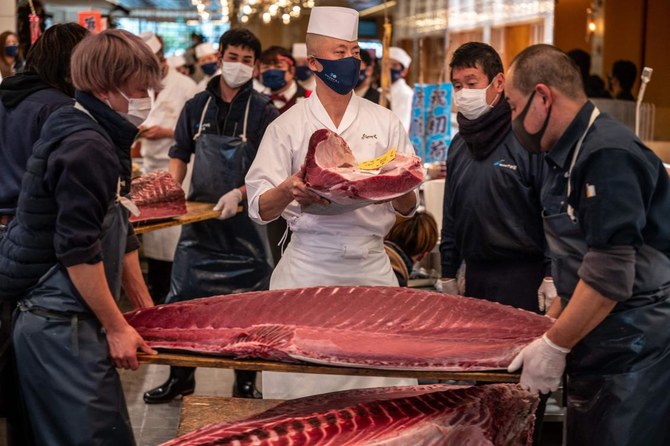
[168,95,271,301]
[12,199,136,446]
[544,108,670,445]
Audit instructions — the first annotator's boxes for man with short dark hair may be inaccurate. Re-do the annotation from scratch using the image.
[259,45,310,115]
[609,59,637,101]
[439,42,553,314]
[506,44,670,445]
[143,28,278,404]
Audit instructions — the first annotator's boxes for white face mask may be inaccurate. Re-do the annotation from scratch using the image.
[222,61,254,89]
[453,79,499,120]
[119,89,154,122]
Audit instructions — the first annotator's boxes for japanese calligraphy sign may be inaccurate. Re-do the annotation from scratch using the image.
[78,10,103,33]
[409,83,453,163]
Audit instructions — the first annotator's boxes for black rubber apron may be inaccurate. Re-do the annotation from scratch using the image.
[168,95,270,302]
[544,108,670,445]
[12,199,136,446]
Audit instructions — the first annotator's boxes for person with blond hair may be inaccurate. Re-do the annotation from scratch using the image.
[384,212,439,286]
[0,29,161,445]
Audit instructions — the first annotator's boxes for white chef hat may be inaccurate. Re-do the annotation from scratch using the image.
[292,43,307,59]
[390,47,412,69]
[307,6,358,42]
[167,55,186,68]
[139,32,162,54]
[195,42,217,59]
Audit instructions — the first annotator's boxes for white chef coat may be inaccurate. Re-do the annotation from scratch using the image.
[245,91,420,400]
[196,69,221,92]
[297,75,317,92]
[140,68,197,261]
[390,78,414,133]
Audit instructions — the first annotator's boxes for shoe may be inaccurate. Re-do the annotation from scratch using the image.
[232,380,262,399]
[144,367,195,404]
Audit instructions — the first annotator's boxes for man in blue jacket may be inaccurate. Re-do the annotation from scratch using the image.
[439,42,555,314]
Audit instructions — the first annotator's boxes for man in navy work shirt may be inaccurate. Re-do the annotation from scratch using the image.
[506,44,670,446]
[439,42,553,313]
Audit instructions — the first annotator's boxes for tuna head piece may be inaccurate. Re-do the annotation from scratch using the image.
[302,129,424,214]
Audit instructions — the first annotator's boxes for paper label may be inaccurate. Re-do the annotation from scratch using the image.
[358,147,396,170]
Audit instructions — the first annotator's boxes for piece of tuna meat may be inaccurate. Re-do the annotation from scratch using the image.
[304,129,425,205]
[125,286,552,371]
[162,383,539,446]
[128,170,187,222]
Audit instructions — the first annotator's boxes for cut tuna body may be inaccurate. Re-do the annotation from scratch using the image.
[128,170,187,222]
[125,286,551,371]
[303,129,425,206]
[162,383,539,446]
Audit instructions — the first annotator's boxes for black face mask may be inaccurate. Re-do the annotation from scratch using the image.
[511,90,552,154]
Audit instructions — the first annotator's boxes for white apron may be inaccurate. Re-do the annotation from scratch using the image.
[263,232,417,400]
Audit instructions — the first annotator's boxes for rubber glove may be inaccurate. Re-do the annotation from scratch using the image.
[213,188,242,220]
[508,334,570,394]
[537,277,558,313]
[440,278,460,295]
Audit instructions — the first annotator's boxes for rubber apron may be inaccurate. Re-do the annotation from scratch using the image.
[264,232,415,400]
[12,197,135,446]
[543,107,670,446]
[168,95,271,302]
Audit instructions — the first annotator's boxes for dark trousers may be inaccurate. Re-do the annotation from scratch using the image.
[465,258,546,313]
[147,258,173,305]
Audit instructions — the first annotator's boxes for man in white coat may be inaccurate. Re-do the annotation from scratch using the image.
[137,32,198,303]
[246,6,419,400]
[195,42,220,92]
[389,46,414,133]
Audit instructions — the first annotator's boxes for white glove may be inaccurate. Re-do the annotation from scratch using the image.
[507,334,570,394]
[440,278,460,295]
[537,277,558,313]
[213,188,242,220]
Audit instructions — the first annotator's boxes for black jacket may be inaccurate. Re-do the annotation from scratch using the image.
[0,73,73,213]
[0,91,139,300]
[440,130,547,277]
[170,76,278,166]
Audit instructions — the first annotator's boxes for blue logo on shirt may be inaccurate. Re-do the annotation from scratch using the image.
[494,159,518,171]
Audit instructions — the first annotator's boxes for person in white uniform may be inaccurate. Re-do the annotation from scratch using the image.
[195,42,220,92]
[246,6,419,400]
[137,33,198,303]
[292,42,317,92]
[388,46,414,133]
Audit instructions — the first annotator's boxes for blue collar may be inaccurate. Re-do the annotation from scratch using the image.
[74,90,139,152]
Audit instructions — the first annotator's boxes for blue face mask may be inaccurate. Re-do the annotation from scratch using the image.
[201,62,218,76]
[391,68,403,83]
[357,69,368,87]
[262,69,287,91]
[295,65,312,81]
[4,44,18,58]
[314,56,361,95]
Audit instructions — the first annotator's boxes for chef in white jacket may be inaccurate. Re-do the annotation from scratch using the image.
[246,6,419,400]
[137,32,198,302]
[195,42,220,92]
[389,46,414,133]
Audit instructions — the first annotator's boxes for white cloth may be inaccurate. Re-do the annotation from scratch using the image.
[139,32,162,54]
[196,70,220,92]
[389,47,412,69]
[246,92,419,400]
[292,43,307,59]
[390,78,414,133]
[307,6,358,41]
[263,80,298,109]
[297,76,316,92]
[140,69,197,261]
[195,42,216,59]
